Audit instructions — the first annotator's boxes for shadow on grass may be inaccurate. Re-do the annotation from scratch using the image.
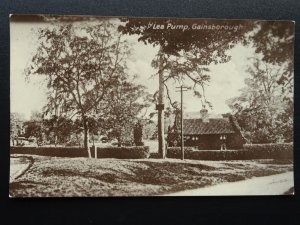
[10,180,46,189]
[126,161,218,185]
[39,168,121,183]
[35,160,216,186]
[10,157,293,196]
[258,159,293,165]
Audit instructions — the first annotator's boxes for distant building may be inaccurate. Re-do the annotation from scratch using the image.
[167,108,245,150]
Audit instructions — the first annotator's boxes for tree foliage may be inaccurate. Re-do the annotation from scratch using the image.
[119,18,252,55]
[151,50,212,108]
[42,115,74,145]
[250,20,294,88]
[26,21,131,156]
[227,58,293,143]
[10,112,25,136]
[10,112,26,146]
[101,78,151,146]
[203,20,294,144]
[119,18,254,109]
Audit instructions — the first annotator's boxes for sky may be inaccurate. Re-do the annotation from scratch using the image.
[10,18,258,120]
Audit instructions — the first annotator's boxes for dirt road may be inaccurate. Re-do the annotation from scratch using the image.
[10,156,33,182]
[166,171,294,196]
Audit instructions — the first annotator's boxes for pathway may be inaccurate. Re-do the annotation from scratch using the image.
[165,171,294,196]
[10,156,33,182]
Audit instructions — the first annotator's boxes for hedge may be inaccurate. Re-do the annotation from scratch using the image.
[243,143,292,152]
[10,146,87,157]
[11,146,150,159]
[93,146,150,159]
[242,143,293,159]
[10,143,292,160]
[166,143,293,160]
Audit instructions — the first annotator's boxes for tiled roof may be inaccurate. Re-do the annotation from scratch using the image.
[183,118,235,135]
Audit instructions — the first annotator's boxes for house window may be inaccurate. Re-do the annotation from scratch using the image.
[220,135,227,140]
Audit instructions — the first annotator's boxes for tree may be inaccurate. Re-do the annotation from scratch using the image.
[165,101,183,147]
[119,18,254,157]
[102,78,151,147]
[227,57,293,143]
[119,18,252,55]
[227,20,294,144]
[24,122,40,139]
[26,21,131,157]
[250,21,294,91]
[24,111,44,146]
[142,121,157,140]
[42,115,74,146]
[10,112,25,146]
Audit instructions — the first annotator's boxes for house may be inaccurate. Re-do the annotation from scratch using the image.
[167,108,245,150]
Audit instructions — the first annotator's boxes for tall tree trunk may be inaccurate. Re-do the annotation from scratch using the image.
[92,134,95,146]
[75,134,79,146]
[92,133,96,159]
[83,118,91,158]
[158,54,166,159]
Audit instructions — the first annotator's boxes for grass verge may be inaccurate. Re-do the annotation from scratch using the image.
[10,155,293,197]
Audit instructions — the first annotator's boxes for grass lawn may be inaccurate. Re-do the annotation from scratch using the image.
[9,154,293,197]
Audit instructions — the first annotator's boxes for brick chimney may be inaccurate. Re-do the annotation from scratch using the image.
[200,108,209,122]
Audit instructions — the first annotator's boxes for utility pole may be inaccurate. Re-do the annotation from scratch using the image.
[176,85,188,160]
[156,53,166,159]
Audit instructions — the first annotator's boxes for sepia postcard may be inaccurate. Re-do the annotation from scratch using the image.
[10,15,294,197]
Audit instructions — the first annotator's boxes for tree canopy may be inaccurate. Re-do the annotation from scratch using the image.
[26,20,131,156]
[226,20,294,144]
[119,18,253,55]
[227,58,293,143]
[119,18,255,110]
[249,20,294,94]
[101,78,151,146]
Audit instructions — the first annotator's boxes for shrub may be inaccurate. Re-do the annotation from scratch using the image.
[10,146,87,157]
[149,152,161,159]
[93,146,150,159]
[166,143,293,160]
[133,121,144,146]
[167,148,231,160]
[166,147,201,159]
[167,147,199,152]
[242,143,293,159]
